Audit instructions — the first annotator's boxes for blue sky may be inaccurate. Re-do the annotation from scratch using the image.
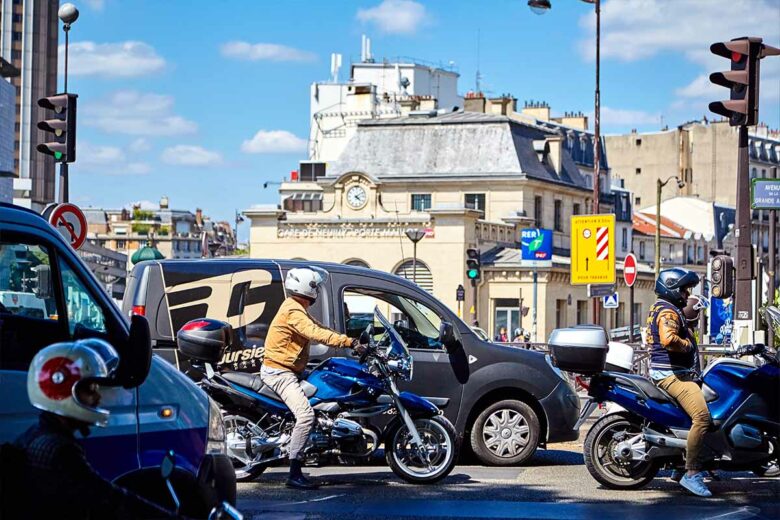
[65,0,780,239]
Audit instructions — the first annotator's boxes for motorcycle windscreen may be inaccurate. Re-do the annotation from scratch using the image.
[374,305,411,360]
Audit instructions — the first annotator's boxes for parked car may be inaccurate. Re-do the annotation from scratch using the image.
[0,203,235,514]
[125,258,580,466]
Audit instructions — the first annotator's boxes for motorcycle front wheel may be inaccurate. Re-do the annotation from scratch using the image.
[223,414,270,482]
[385,415,458,484]
[583,414,660,489]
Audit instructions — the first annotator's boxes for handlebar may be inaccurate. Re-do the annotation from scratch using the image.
[735,344,765,358]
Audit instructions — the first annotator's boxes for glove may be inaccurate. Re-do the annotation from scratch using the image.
[351,339,367,354]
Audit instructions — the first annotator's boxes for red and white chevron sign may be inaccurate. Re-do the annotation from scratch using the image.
[596,226,609,260]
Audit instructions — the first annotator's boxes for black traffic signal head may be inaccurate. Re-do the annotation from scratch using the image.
[466,248,481,280]
[707,37,780,127]
[710,254,734,299]
[37,93,77,163]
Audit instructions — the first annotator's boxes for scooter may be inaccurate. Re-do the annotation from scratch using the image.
[177,306,458,485]
[550,307,780,489]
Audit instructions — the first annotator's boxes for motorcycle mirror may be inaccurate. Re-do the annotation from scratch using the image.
[160,450,176,480]
[359,329,370,345]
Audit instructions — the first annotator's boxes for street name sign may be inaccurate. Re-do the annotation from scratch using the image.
[456,284,465,302]
[588,284,616,298]
[520,228,553,268]
[624,253,638,287]
[603,293,619,309]
[571,214,616,285]
[751,178,780,210]
[48,203,87,250]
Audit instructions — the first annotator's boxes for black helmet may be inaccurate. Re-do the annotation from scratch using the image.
[655,268,700,308]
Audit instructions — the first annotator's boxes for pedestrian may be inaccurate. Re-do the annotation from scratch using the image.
[494,327,508,342]
[262,267,363,489]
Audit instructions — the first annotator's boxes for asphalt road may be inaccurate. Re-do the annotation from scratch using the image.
[235,441,780,520]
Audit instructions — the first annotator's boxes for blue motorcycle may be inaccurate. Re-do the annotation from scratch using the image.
[570,307,780,489]
[177,307,458,484]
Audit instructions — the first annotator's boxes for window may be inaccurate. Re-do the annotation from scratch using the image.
[59,259,106,335]
[751,167,758,179]
[283,193,323,213]
[556,299,567,329]
[411,194,431,212]
[465,193,486,212]
[116,240,126,249]
[13,13,22,23]
[0,242,56,320]
[635,167,641,175]
[635,138,642,146]
[577,300,588,325]
[12,32,22,41]
[534,196,543,227]
[494,299,521,341]
[573,203,581,216]
[554,200,563,231]
[343,289,443,350]
[394,259,433,293]
[622,228,628,251]
[344,259,369,268]
[668,244,673,260]
[688,245,695,263]
[697,245,704,262]
[635,197,641,206]
[639,241,646,260]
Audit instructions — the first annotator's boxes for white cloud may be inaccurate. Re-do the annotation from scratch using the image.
[220,41,316,62]
[356,0,428,35]
[84,91,197,136]
[128,138,151,153]
[579,0,780,63]
[82,0,105,10]
[597,106,662,126]
[161,145,222,167]
[62,41,165,77]
[241,130,308,154]
[76,142,151,176]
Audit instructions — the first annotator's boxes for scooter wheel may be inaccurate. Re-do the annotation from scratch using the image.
[584,413,660,490]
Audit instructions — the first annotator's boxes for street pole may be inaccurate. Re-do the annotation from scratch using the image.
[629,283,635,343]
[405,229,425,286]
[532,267,538,342]
[734,124,754,327]
[591,0,601,327]
[519,286,524,333]
[59,24,71,204]
[768,167,777,346]
[412,240,418,284]
[655,179,662,279]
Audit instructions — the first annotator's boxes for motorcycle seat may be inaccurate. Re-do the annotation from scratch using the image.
[609,373,676,403]
[221,371,317,399]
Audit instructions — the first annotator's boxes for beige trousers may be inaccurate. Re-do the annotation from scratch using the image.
[657,373,711,471]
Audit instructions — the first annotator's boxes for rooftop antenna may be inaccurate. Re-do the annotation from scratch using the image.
[361,34,367,62]
[330,53,342,83]
[475,29,482,93]
[366,36,372,62]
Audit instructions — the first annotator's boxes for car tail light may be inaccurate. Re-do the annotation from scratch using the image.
[575,375,590,391]
[131,305,146,316]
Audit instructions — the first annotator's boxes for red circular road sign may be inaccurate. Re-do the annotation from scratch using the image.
[624,253,638,287]
[48,203,87,250]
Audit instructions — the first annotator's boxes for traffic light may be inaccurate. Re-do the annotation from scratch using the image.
[708,37,779,127]
[37,93,77,163]
[466,248,481,281]
[710,255,734,299]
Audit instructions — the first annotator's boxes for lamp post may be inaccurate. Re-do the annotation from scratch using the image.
[528,0,601,323]
[57,3,79,204]
[234,210,245,254]
[405,229,426,284]
[655,175,685,278]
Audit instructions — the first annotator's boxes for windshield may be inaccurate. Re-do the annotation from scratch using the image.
[374,305,410,359]
[762,306,780,338]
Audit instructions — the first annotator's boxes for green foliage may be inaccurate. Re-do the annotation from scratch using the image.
[131,224,152,235]
[132,209,155,221]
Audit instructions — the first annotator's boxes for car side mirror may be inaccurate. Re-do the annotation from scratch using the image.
[439,321,456,347]
[117,314,152,389]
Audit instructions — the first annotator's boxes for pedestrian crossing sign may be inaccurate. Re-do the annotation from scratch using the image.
[571,214,616,285]
[603,293,619,309]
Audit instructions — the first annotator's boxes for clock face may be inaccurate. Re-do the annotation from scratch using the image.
[347,185,367,208]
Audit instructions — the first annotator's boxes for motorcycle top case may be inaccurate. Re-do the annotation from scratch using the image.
[176,318,232,362]
[548,325,609,375]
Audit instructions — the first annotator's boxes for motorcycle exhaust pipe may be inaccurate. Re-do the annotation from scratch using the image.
[644,429,687,450]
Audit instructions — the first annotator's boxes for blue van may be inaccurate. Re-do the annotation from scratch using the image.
[0,203,235,513]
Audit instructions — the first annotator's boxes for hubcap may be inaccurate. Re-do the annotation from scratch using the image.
[391,419,453,478]
[482,409,529,458]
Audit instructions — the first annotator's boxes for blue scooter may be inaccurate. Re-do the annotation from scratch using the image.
[574,307,780,489]
[177,306,458,484]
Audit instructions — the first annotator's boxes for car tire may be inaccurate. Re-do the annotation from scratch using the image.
[470,399,539,466]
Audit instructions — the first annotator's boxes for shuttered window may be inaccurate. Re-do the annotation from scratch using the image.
[394,260,433,293]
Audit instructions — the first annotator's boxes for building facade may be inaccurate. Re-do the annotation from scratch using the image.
[0,56,16,203]
[0,0,59,209]
[246,110,651,342]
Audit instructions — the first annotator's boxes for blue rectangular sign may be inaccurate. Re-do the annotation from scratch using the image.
[709,296,733,345]
[751,179,780,210]
[521,228,553,267]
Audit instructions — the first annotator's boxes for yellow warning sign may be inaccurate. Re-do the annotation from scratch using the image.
[571,214,616,285]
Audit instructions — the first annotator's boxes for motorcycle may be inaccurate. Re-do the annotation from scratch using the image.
[177,306,458,485]
[550,307,780,490]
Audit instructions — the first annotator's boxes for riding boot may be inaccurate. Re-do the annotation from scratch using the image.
[286,459,319,490]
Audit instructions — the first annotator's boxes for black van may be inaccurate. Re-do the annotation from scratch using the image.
[124,259,580,466]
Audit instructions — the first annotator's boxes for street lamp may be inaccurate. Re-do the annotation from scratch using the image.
[529,0,602,322]
[655,175,685,278]
[56,3,79,204]
[234,210,245,254]
[405,229,426,284]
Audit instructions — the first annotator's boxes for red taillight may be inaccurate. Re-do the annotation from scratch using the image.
[181,319,212,331]
[575,376,590,391]
[131,305,146,316]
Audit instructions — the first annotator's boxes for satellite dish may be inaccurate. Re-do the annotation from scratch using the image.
[400,77,410,89]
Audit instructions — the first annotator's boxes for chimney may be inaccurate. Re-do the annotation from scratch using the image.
[195,208,203,227]
[464,91,486,113]
[399,97,421,116]
[545,136,563,174]
[487,95,516,116]
[418,96,437,111]
[557,111,588,131]
[159,195,169,209]
[522,100,551,121]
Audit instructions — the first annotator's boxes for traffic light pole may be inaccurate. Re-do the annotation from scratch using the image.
[59,163,68,203]
[769,166,777,347]
[734,124,754,327]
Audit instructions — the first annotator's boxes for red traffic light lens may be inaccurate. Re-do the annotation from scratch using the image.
[731,51,743,62]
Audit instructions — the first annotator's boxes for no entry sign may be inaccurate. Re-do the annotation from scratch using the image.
[624,253,637,287]
[48,203,87,250]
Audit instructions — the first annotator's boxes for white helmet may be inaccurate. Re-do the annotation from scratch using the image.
[285,267,328,301]
[27,339,119,427]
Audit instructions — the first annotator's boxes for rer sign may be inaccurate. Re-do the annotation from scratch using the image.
[751,178,780,210]
[520,228,553,268]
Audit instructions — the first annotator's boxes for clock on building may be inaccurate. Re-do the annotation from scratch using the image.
[346,185,367,209]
